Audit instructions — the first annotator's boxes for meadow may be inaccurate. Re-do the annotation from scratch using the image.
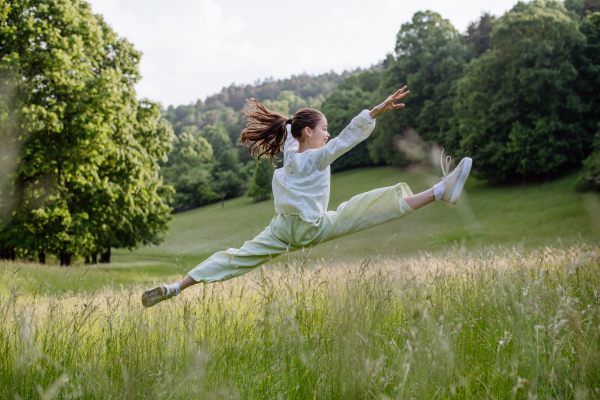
[2,166,600,399]
[1,243,599,399]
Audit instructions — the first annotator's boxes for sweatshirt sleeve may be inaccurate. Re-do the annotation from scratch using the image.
[311,110,376,171]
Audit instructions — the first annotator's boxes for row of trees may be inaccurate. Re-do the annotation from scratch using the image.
[0,0,173,265]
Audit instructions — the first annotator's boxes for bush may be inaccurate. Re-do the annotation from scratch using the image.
[247,159,275,201]
[577,124,600,191]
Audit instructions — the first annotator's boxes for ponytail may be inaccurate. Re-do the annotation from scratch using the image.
[240,98,325,166]
[241,98,288,166]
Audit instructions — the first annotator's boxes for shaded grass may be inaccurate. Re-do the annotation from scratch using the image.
[2,243,599,399]
[2,261,183,295]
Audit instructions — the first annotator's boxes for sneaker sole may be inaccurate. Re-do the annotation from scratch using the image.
[449,157,472,205]
[141,286,167,308]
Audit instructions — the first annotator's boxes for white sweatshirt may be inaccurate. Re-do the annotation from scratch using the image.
[272,110,376,222]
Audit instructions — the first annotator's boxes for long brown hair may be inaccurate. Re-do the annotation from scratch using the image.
[241,98,324,165]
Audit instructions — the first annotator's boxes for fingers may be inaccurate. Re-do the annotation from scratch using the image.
[395,89,410,99]
[392,86,407,97]
[379,86,408,113]
[392,86,408,98]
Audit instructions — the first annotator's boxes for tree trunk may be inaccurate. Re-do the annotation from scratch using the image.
[1,245,16,260]
[100,248,111,264]
[91,253,98,264]
[60,244,72,266]
[38,250,46,264]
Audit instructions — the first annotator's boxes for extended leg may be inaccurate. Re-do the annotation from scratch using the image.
[315,183,417,244]
[142,225,294,307]
[186,225,294,284]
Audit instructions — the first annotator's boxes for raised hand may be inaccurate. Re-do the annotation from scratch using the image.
[369,86,410,119]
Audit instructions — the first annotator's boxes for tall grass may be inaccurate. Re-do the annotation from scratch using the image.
[1,243,599,399]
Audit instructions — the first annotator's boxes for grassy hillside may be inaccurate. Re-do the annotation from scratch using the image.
[116,165,599,264]
[5,165,599,294]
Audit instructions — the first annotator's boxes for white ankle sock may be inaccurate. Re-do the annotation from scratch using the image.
[433,181,445,201]
[165,283,181,297]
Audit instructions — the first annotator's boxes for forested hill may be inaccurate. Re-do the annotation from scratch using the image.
[162,70,371,137]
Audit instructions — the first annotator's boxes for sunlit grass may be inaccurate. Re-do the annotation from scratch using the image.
[2,242,599,399]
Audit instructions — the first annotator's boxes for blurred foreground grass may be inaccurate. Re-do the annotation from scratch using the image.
[1,243,599,399]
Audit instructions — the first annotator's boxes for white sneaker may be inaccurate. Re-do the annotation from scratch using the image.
[439,150,472,205]
[141,285,169,308]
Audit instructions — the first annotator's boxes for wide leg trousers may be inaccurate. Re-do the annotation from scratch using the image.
[188,183,415,283]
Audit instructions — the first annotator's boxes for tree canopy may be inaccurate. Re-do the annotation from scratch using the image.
[0,0,172,264]
[455,1,593,181]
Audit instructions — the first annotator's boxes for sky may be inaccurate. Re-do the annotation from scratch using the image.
[87,0,520,108]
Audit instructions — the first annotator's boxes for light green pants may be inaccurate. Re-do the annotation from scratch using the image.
[188,183,415,283]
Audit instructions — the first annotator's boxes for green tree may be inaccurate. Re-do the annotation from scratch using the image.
[247,159,274,201]
[171,132,213,166]
[455,1,591,182]
[566,0,600,16]
[320,72,378,170]
[372,10,470,165]
[577,124,600,191]
[199,124,232,159]
[576,13,600,190]
[170,168,219,211]
[210,149,245,198]
[0,0,172,264]
[464,13,497,57]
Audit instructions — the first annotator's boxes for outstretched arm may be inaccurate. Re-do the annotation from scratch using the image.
[312,86,410,170]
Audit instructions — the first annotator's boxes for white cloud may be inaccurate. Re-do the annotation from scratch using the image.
[87,0,520,107]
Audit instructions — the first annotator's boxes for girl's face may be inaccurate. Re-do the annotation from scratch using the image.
[303,117,330,149]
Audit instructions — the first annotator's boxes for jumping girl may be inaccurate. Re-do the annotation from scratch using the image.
[142,86,472,308]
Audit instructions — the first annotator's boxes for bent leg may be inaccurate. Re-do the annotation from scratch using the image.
[318,183,416,244]
[187,225,295,284]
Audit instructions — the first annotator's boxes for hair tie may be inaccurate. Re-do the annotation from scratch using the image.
[286,119,292,125]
